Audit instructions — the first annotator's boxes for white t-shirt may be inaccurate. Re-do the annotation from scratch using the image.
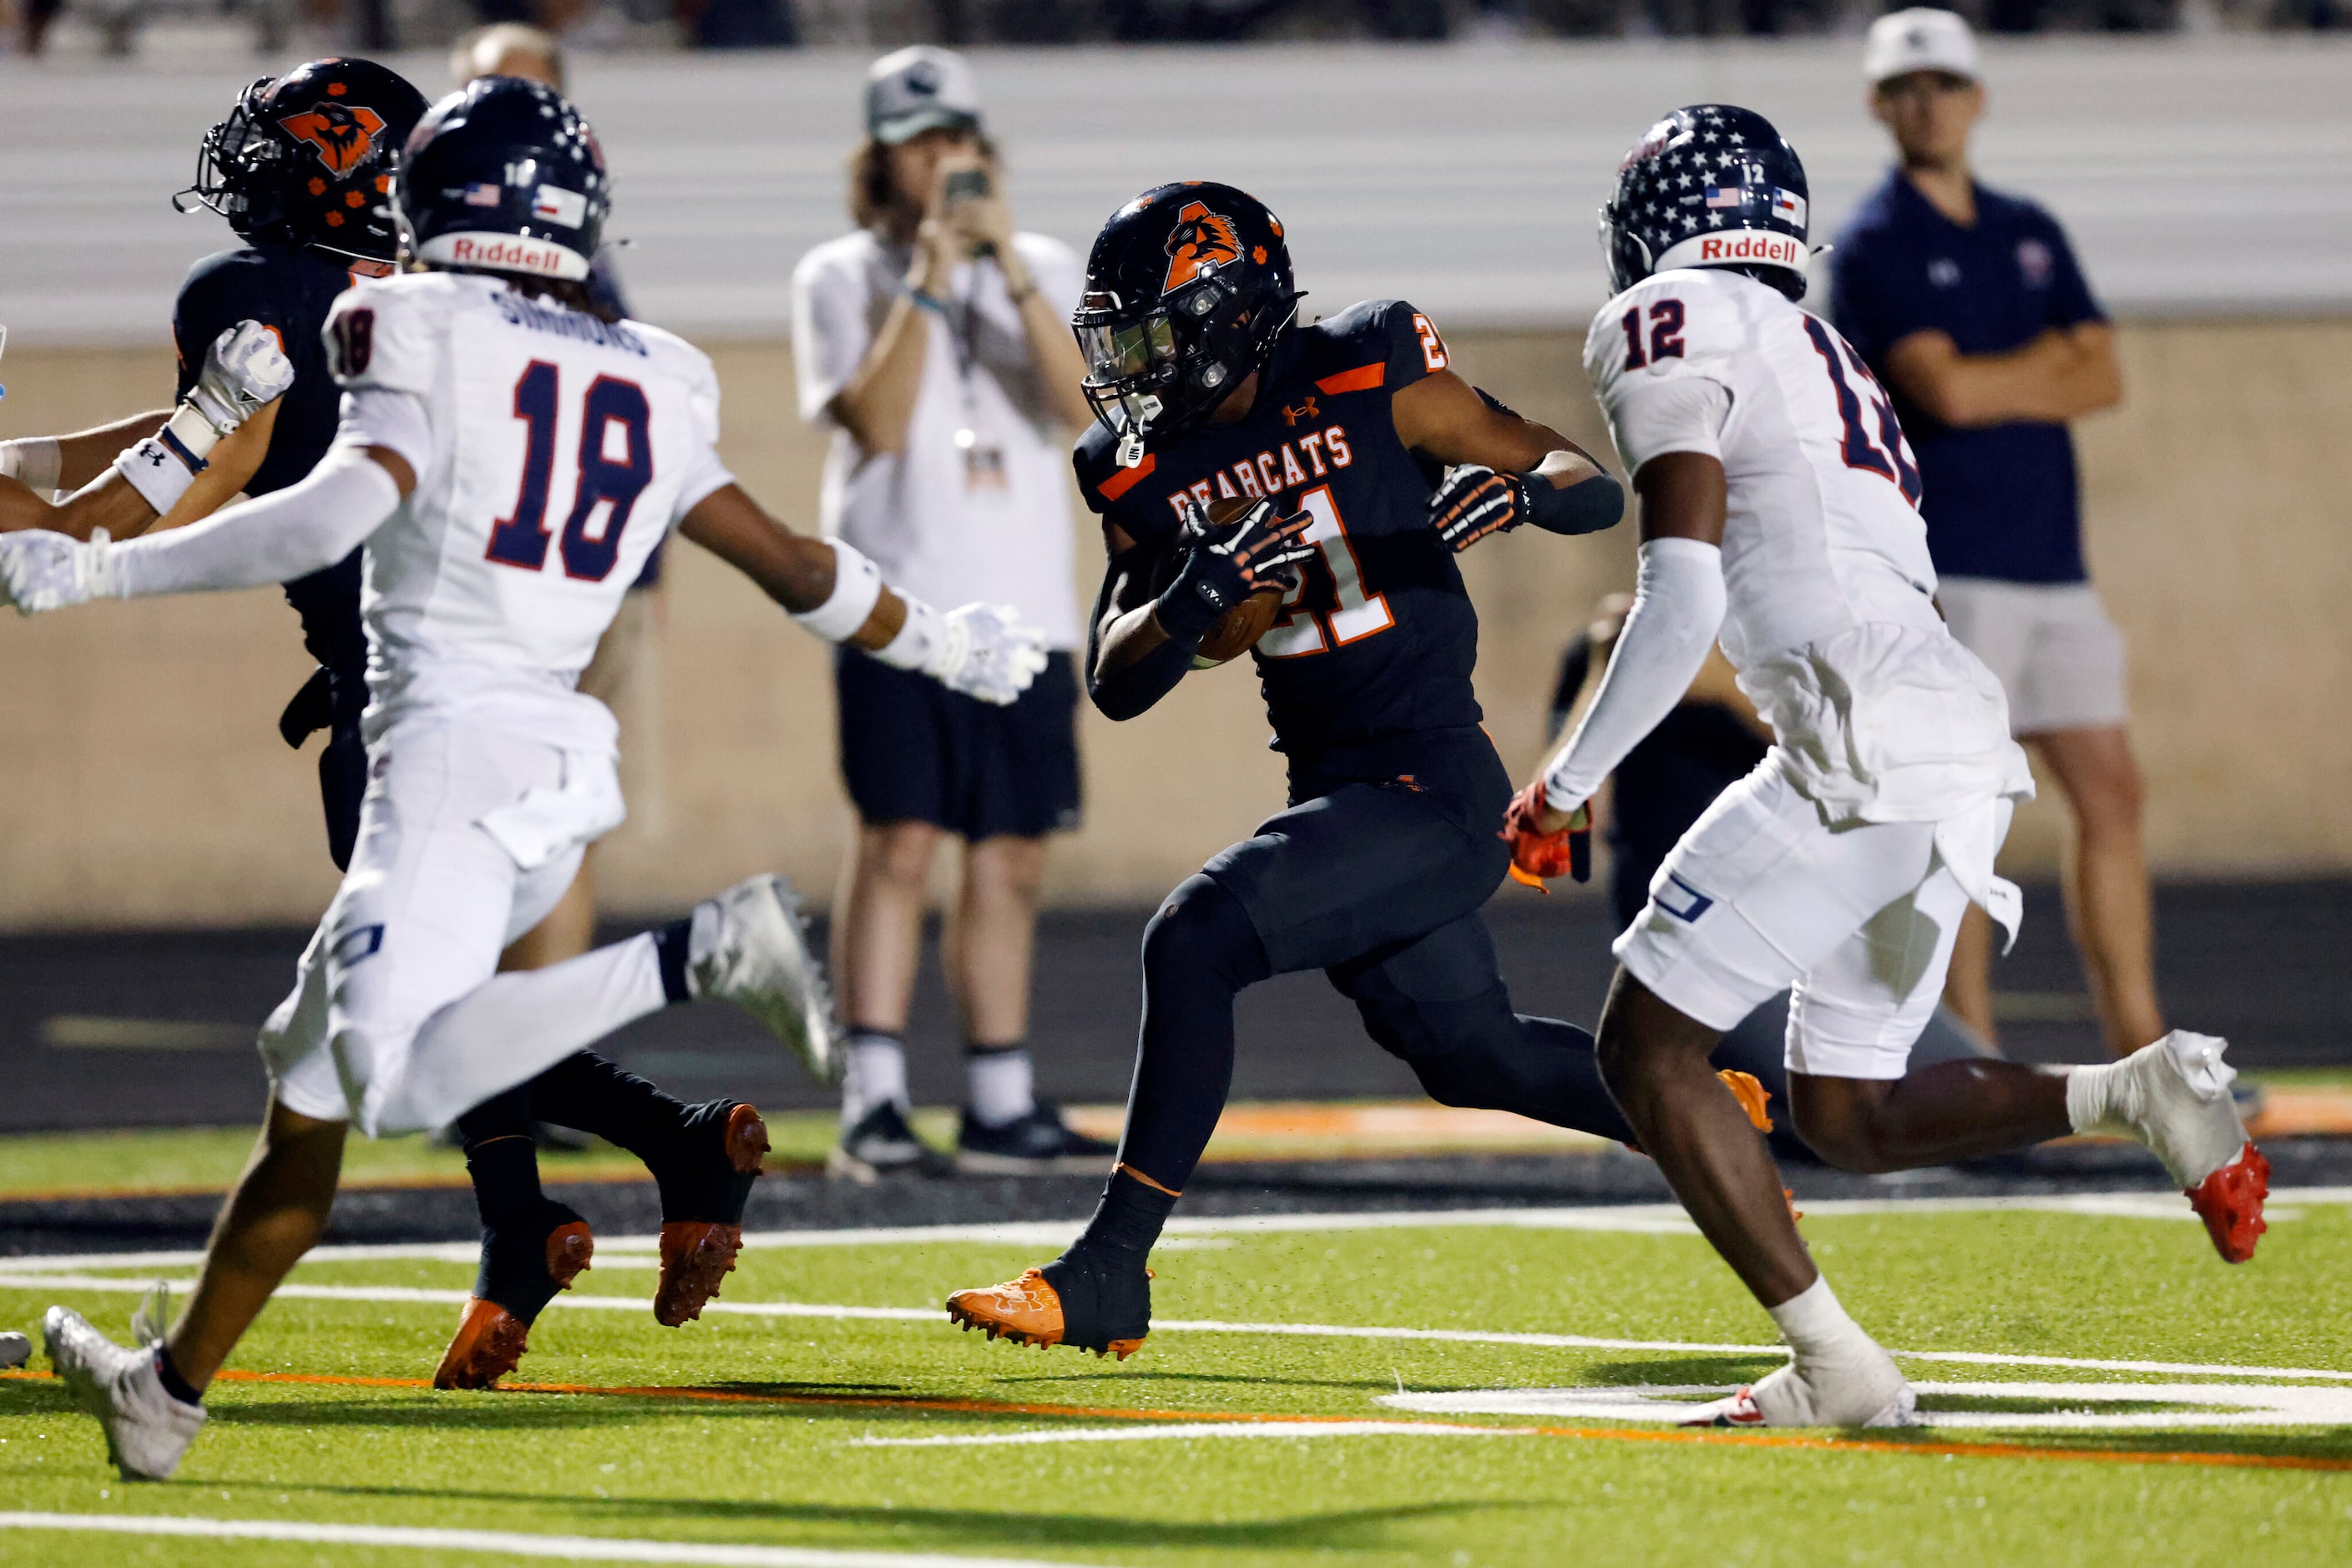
[327,271,734,750]
[1586,266,2031,829]
[792,229,1085,650]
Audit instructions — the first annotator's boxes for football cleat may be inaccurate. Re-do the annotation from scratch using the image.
[688,874,838,1085]
[1680,1353,1916,1429]
[946,1259,1151,1360]
[828,1101,953,1183]
[43,1306,207,1480]
[2092,1030,2269,1262]
[651,1101,770,1328]
[0,1330,29,1370]
[953,1101,1119,1176]
[434,1202,594,1389]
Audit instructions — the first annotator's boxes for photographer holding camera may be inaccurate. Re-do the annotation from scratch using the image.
[792,46,1103,1180]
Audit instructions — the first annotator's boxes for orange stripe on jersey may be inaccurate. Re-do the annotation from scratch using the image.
[1097,452,1157,502]
[1315,362,1385,395]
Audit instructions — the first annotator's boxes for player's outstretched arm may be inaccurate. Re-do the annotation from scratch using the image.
[679,483,1047,706]
[1393,368,1625,552]
[1525,452,1728,834]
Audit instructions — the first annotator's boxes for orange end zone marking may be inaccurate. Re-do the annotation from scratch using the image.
[7,1367,2346,1473]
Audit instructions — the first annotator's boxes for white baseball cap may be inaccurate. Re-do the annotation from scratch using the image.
[865,46,983,144]
[1865,8,1981,87]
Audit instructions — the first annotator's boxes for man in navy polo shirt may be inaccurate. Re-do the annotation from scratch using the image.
[1831,8,2157,1061]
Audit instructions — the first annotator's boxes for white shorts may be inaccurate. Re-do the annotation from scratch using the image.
[1613,761,2011,1080]
[1937,577,2127,736]
[265,720,619,1130]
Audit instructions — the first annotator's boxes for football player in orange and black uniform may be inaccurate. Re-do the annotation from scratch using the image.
[947,183,1632,1358]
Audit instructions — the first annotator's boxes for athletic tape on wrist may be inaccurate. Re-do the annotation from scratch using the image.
[790,539,885,642]
[872,594,946,673]
[0,437,61,496]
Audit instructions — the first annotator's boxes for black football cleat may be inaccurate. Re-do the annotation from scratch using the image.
[953,1101,1119,1176]
[827,1101,953,1183]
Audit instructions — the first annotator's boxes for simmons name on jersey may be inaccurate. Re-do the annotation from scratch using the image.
[327,271,734,745]
[1076,299,1474,756]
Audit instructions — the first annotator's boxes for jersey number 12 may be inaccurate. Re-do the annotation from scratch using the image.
[483,360,655,582]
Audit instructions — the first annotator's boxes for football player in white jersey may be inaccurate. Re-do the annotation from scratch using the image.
[1502,105,2268,1429]
[6,78,1048,1482]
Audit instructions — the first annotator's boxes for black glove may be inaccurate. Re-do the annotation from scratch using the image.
[1430,465,1531,552]
[277,665,335,749]
[1155,498,1317,643]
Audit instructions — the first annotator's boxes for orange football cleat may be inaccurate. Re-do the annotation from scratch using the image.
[652,1103,770,1327]
[434,1219,592,1389]
[1718,1069,1774,1134]
[2187,1141,2270,1264]
[945,1268,1146,1360]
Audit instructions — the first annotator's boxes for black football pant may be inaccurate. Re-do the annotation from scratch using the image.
[1115,726,1634,1195]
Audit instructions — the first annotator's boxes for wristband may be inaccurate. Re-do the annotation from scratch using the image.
[1520,470,1626,537]
[789,539,884,642]
[0,437,61,496]
[1153,576,1222,645]
[871,593,946,673]
[114,413,220,515]
[907,286,950,315]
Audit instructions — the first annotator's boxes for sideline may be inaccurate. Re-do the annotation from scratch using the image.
[0,1512,1105,1566]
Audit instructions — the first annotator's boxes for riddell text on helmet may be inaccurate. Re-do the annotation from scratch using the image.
[1696,232,1802,266]
[446,235,570,275]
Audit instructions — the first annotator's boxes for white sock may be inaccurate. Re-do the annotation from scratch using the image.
[365,933,670,1136]
[2064,1060,2134,1137]
[967,1046,1034,1129]
[1766,1275,1872,1363]
[842,1033,909,1126]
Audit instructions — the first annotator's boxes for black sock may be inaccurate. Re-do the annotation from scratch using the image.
[153,1344,202,1409]
[1115,875,1271,1192]
[458,1086,547,1234]
[652,918,693,1005]
[526,1051,691,1164]
[1068,1168,1180,1272]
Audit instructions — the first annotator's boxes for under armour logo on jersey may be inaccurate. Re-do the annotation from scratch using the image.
[277,100,388,175]
[1281,395,1318,427]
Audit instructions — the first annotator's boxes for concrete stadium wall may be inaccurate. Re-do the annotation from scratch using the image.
[2,316,2345,928]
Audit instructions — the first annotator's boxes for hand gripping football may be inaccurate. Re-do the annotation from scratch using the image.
[1167,494,1303,669]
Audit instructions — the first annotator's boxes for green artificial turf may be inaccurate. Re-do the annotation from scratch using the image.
[5,1201,2352,1566]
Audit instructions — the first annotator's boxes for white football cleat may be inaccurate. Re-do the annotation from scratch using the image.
[1682,1345,1917,1429]
[688,874,838,1085]
[2086,1030,2269,1262]
[42,1306,206,1480]
[0,1331,29,1369]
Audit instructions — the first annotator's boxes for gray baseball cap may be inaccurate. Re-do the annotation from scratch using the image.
[865,46,982,144]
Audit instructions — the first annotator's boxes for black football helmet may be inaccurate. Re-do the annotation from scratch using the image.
[178,58,427,263]
[1600,104,1813,303]
[395,77,610,283]
[1071,181,1299,465]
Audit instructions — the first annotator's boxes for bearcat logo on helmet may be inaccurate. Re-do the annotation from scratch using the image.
[278,101,388,175]
[1162,201,1242,293]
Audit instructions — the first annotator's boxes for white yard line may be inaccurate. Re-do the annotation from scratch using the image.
[856,1420,1530,1448]
[13,1186,2349,1277]
[6,1268,2349,1387]
[0,1513,1101,1566]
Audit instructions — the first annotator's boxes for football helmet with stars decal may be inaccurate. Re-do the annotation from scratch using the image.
[1600,104,1813,302]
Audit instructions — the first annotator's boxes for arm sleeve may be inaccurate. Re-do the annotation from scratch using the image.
[109,443,401,599]
[792,249,874,425]
[1541,537,1728,807]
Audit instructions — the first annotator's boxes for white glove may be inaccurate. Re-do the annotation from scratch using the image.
[0,528,119,615]
[929,603,1051,706]
[187,320,295,437]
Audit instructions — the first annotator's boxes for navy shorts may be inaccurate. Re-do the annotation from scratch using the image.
[835,645,1082,841]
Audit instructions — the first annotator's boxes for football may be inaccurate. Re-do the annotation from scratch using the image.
[1157,495,1292,670]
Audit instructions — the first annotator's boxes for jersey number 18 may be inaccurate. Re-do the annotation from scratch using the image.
[483,361,655,583]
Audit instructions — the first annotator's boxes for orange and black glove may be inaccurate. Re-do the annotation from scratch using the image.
[1500,781,1590,890]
